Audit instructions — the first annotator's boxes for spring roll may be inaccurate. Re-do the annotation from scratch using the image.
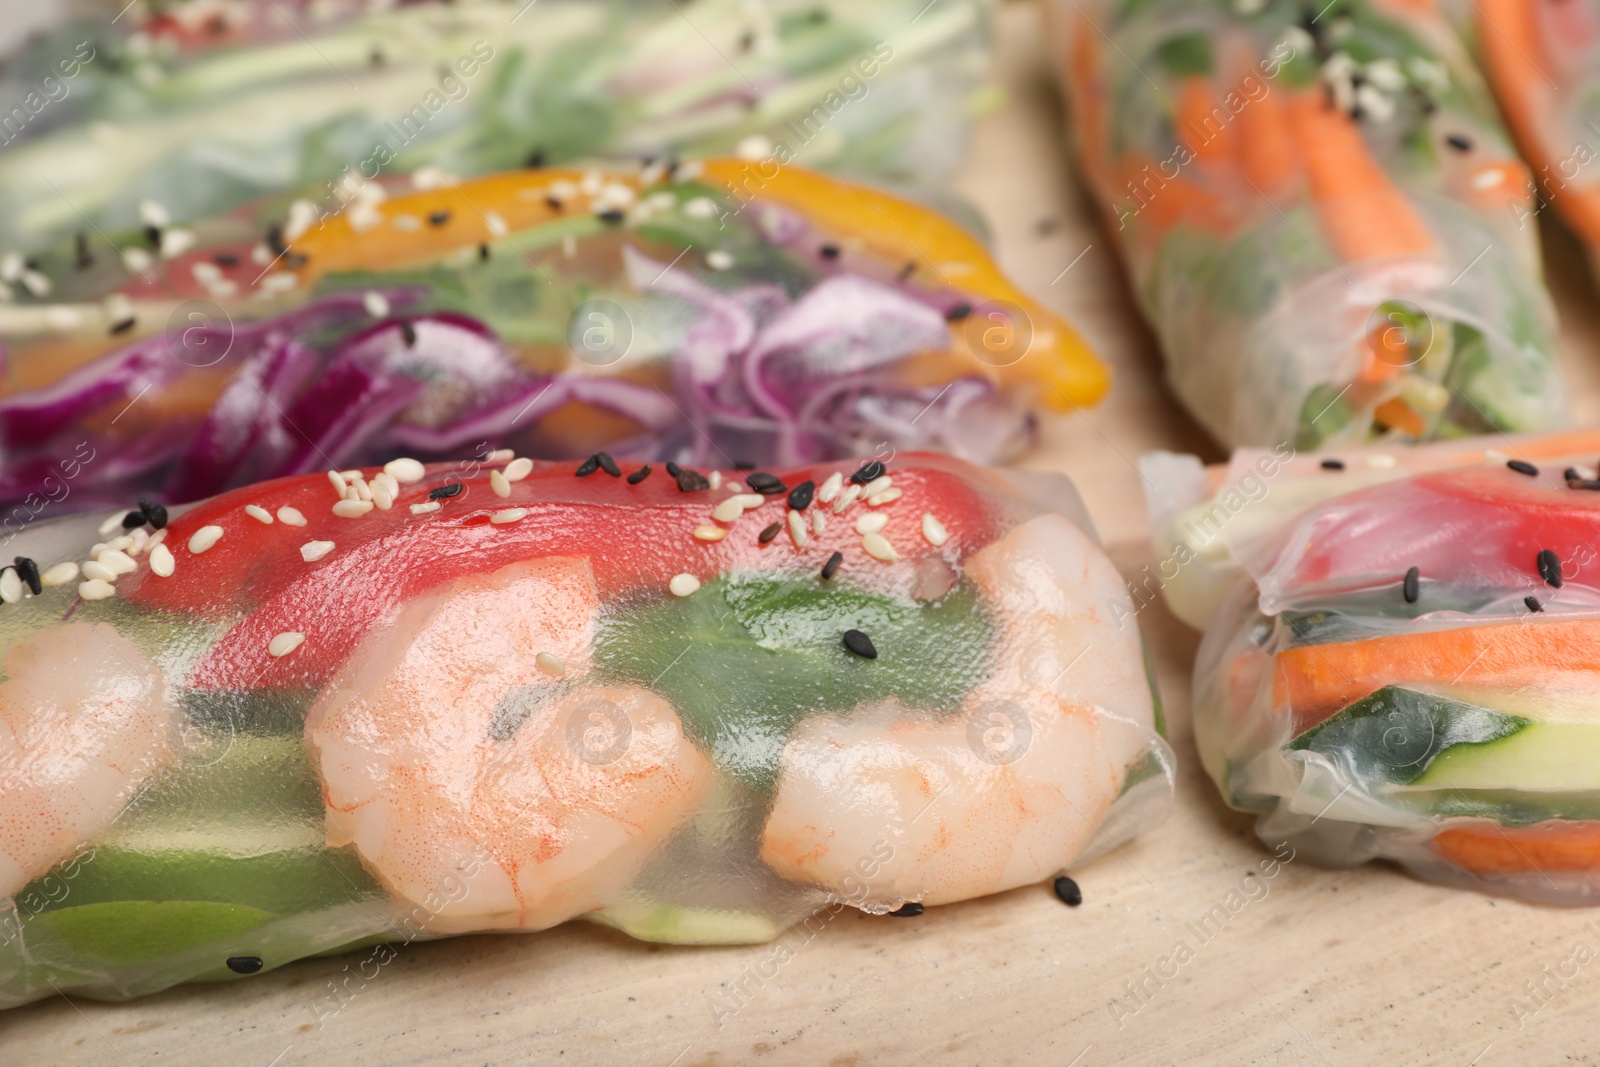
[1052,0,1567,449]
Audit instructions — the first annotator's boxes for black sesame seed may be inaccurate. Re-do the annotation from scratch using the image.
[428,483,464,500]
[1538,548,1563,588]
[14,557,39,596]
[369,47,385,67]
[526,148,546,169]
[574,455,601,477]
[819,244,840,260]
[674,468,710,492]
[145,504,168,530]
[595,452,621,477]
[733,460,756,472]
[143,224,162,249]
[897,261,916,283]
[545,196,564,212]
[428,209,451,226]
[121,510,147,529]
[850,460,885,485]
[842,629,877,659]
[213,252,238,268]
[626,464,652,485]
[1570,478,1600,491]
[74,232,93,269]
[1446,133,1473,152]
[109,316,136,335]
[787,480,815,511]
[399,321,417,347]
[1507,459,1538,477]
[225,956,264,975]
[1526,595,1544,613]
[478,243,490,261]
[664,461,683,477]
[1319,458,1345,471]
[746,472,784,492]
[944,303,973,322]
[820,550,843,580]
[1053,875,1083,907]
[597,209,626,225]
[758,522,782,544]
[266,223,288,256]
[1402,566,1420,604]
[889,902,924,917]
[1565,467,1583,484]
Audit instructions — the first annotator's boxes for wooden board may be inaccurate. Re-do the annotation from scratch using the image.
[9,3,1600,1063]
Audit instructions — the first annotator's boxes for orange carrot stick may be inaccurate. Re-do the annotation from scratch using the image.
[1288,93,1435,261]
[1177,78,1236,163]
[1435,820,1600,874]
[1233,62,1300,200]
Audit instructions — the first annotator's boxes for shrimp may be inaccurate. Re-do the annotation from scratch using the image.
[304,556,715,934]
[0,621,171,900]
[760,514,1156,907]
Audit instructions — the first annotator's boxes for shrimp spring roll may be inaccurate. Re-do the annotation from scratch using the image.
[0,0,992,252]
[1052,0,1567,449]
[1448,0,1600,265]
[0,159,1104,515]
[1195,444,1600,902]
[0,451,1171,1007]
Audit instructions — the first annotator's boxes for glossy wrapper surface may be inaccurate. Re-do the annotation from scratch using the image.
[0,452,1170,1007]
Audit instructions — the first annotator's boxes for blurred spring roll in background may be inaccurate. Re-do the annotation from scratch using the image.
[0,0,993,253]
[0,159,1106,514]
[1448,0,1600,268]
[1052,0,1567,450]
[1194,437,1600,902]
[0,451,1171,1006]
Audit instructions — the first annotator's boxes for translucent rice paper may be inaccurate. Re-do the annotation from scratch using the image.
[0,452,1171,1007]
[0,0,993,252]
[1445,0,1600,271]
[1193,441,1600,902]
[1051,0,1567,450]
[0,160,1106,515]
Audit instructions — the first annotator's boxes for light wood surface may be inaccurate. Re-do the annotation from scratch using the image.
[10,3,1600,1063]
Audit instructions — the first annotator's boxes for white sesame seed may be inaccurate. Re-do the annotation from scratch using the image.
[339,469,364,480]
[410,501,441,515]
[188,525,224,554]
[683,197,718,220]
[363,290,390,318]
[373,471,400,498]
[484,448,514,464]
[99,535,133,555]
[491,508,527,523]
[729,493,762,509]
[503,457,534,481]
[78,578,116,601]
[536,651,565,676]
[301,540,335,562]
[693,524,727,542]
[866,488,903,507]
[1366,454,1397,469]
[491,470,511,498]
[833,485,862,513]
[327,469,347,495]
[562,234,577,258]
[268,632,305,657]
[1471,168,1505,190]
[98,549,137,576]
[860,475,892,497]
[818,471,843,503]
[41,561,79,586]
[149,544,174,577]
[385,457,426,483]
[921,513,948,547]
[97,512,126,538]
[349,478,373,502]
[709,470,723,490]
[1483,449,1508,464]
[392,214,421,232]
[788,509,808,548]
[706,250,735,271]
[245,504,274,524]
[333,499,374,518]
[20,269,50,297]
[711,498,746,522]
[147,528,167,548]
[128,528,150,556]
[862,532,897,561]
[855,512,888,534]
[0,569,21,604]
[277,506,307,526]
[669,573,701,597]
[371,482,393,510]
[813,511,826,537]
[486,211,510,238]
